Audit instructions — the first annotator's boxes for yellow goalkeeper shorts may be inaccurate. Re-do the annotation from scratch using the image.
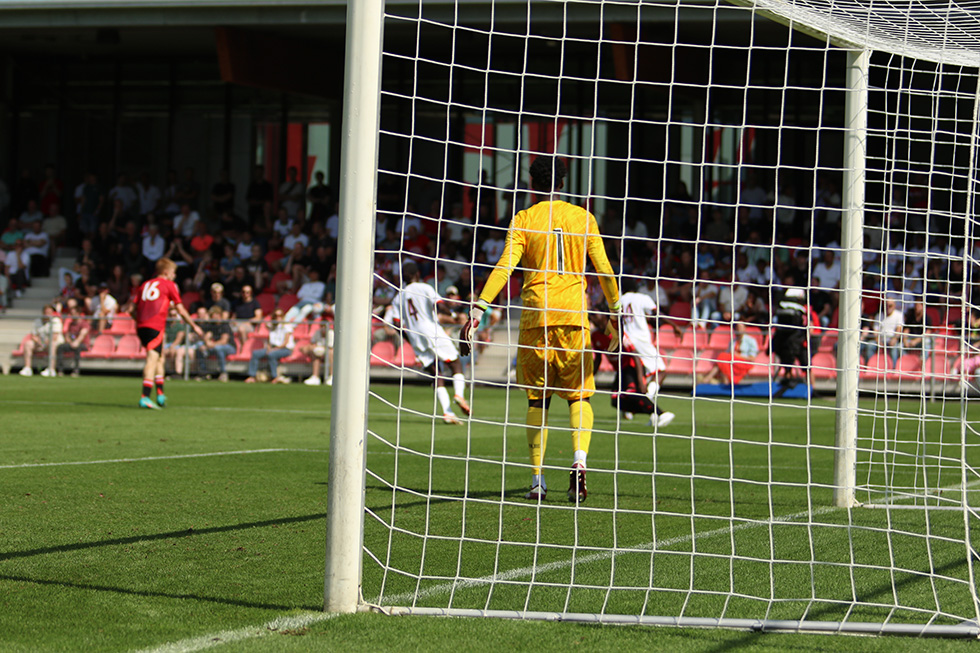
[517,325,595,402]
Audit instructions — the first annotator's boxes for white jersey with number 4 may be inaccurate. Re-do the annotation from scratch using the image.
[391,281,459,368]
[619,291,665,375]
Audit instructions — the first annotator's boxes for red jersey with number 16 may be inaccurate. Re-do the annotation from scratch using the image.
[135,277,183,332]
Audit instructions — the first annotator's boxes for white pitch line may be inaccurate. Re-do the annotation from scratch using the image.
[133,611,339,653]
[0,399,329,416]
[0,448,326,470]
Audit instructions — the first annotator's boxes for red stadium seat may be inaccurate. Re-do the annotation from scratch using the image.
[181,291,201,309]
[892,353,923,379]
[11,334,32,357]
[706,326,733,351]
[278,293,300,312]
[110,334,143,359]
[859,352,891,380]
[81,334,116,358]
[397,342,418,367]
[282,338,312,363]
[811,352,837,380]
[655,327,682,351]
[292,321,314,340]
[370,341,397,366]
[256,293,276,316]
[106,317,136,335]
[748,353,774,378]
[228,335,267,362]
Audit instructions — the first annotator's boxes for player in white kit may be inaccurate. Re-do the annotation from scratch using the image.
[391,261,471,424]
[619,277,675,428]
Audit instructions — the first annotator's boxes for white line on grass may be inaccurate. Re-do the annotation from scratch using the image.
[0,399,329,416]
[133,611,339,653]
[0,448,326,470]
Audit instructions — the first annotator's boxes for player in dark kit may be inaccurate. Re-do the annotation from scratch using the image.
[134,257,204,409]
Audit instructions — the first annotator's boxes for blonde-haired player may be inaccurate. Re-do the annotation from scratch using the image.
[461,155,621,502]
[134,257,204,408]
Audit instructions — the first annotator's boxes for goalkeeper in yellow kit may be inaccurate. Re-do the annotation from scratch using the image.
[460,156,621,503]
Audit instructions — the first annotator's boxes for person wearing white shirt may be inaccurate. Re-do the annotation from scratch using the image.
[812,250,841,291]
[480,232,506,262]
[283,222,309,252]
[137,173,161,216]
[861,296,904,366]
[173,204,200,239]
[108,174,138,216]
[244,309,296,384]
[91,283,120,333]
[22,221,50,277]
[142,224,166,262]
[619,279,675,427]
[272,207,293,239]
[396,214,423,235]
[296,269,326,305]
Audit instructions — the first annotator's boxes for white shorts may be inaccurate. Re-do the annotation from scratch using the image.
[631,339,666,376]
[409,330,459,369]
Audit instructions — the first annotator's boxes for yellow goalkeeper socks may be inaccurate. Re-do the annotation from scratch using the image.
[526,406,548,475]
[570,400,594,460]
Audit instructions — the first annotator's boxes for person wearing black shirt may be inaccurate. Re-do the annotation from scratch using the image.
[246,166,274,234]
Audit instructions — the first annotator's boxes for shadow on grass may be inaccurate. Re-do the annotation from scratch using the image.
[0,572,318,612]
[0,512,326,562]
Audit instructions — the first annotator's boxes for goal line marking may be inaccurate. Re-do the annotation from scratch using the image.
[0,448,326,470]
[132,611,339,653]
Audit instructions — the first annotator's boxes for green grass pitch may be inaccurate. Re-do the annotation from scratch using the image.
[1,375,978,652]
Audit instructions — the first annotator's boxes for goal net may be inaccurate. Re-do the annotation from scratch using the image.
[337,0,980,636]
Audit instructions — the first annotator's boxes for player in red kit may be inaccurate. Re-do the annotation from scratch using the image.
[134,257,203,409]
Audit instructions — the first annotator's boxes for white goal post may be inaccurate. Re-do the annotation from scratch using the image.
[327,0,980,637]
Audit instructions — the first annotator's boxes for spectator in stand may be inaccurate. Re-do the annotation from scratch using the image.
[219,244,240,283]
[56,300,90,377]
[812,248,841,309]
[717,283,749,323]
[278,166,305,219]
[189,221,214,263]
[105,263,131,307]
[19,199,44,226]
[7,240,30,295]
[91,282,119,333]
[203,281,232,319]
[294,268,325,310]
[265,233,286,270]
[860,295,904,365]
[108,174,138,218]
[901,299,933,364]
[236,231,256,261]
[308,170,332,224]
[301,317,334,386]
[284,221,309,252]
[77,172,105,237]
[19,304,63,377]
[698,321,761,385]
[136,172,161,218]
[2,217,24,251]
[194,304,235,382]
[162,306,191,377]
[75,238,103,279]
[272,206,293,240]
[173,203,201,239]
[246,165,274,235]
[284,240,312,290]
[692,270,720,329]
[210,168,235,218]
[23,220,51,278]
[42,202,67,248]
[176,167,201,211]
[244,308,295,384]
[142,223,166,263]
[243,243,270,293]
[232,283,263,341]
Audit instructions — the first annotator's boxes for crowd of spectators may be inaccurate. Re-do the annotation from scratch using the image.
[4,163,336,380]
[2,159,974,384]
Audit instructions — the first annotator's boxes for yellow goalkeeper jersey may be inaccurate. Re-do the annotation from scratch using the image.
[477,199,620,330]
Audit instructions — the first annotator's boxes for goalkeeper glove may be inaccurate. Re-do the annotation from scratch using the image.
[459,302,487,357]
[605,313,621,353]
